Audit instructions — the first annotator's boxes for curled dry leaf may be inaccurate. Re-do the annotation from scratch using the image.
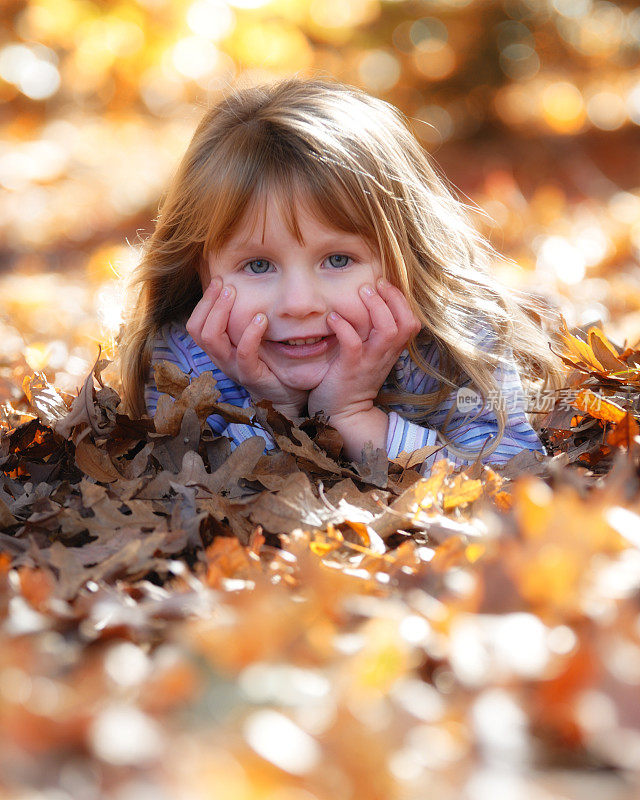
[153,370,222,436]
[22,372,70,426]
[153,360,191,398]
[556,317,609,374]
[392,443,441,470]
[587,328,626,372]
[54,355,117,441]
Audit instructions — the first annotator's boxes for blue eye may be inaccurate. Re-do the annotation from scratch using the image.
[327,254,351,269]
[244,259,272,274]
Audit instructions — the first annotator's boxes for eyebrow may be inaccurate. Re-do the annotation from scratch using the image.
[224,231,370,253]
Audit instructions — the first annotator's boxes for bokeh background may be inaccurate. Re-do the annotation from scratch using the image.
[1,0,640,397]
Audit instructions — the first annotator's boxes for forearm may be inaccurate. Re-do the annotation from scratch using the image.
[329,407,389,463]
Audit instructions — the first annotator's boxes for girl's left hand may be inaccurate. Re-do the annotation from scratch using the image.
[307,278,421,423]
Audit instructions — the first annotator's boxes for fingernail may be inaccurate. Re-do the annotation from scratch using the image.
[328,312,340,322]
[253,313,265,324]
[360,284,375,297]
[221,286,233,299]
[376,277,388,290]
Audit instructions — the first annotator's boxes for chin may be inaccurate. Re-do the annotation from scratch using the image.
[268,363,329,392]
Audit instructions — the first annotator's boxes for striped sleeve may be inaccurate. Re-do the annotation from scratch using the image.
[145,322,276,453]
[385,331,545,475]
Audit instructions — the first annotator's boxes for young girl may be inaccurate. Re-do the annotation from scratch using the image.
[119,78,564,475]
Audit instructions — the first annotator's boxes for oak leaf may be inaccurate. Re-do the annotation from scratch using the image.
[74,438,122,483]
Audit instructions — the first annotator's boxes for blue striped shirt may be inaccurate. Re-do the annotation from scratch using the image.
[145,321,544,475]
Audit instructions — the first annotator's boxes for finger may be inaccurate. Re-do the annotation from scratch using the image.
[327,311,363,365]
[198,283,237,361]
[358,283,397,339]
[186,276,222,339]
[236,313,270,381]
[376,278,422,339]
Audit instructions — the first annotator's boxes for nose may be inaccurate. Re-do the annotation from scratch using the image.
[276,269,327,318]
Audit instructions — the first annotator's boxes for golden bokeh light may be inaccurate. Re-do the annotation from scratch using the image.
[541,80,586,134]
[187,0,236,40]
[229,20,312,71]
[172,36,221,79]
[357,49,400,93]
[412,42,456,81]
[309,0,379,30]
[494,83,540,128]
[586,88,627,130]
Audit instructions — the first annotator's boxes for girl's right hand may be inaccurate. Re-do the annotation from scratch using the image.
[186,278,308,419]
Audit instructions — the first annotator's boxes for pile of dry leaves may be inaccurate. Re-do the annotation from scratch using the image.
[2,322,640,799]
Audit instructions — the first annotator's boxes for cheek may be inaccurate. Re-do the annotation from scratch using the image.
[330,265,381,331]
[330,288,372,336]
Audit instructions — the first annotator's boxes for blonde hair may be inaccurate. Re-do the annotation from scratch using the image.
[119,77,565,459]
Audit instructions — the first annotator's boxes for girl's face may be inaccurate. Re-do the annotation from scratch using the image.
[205,194,382,391]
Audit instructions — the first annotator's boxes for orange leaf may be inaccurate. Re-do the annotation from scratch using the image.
[18,567,55,611]
[205,536,254,587]
[558,317,604,372]
[587,327,625,371]
[492,490,513,511]
[573,389,626,424]
[606,411,640,448]
[430,536,467,571]
[345,520,371,546]
[309,539,340,557]
[442,475,483,510]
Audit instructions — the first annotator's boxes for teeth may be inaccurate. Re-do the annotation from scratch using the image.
[283,337,324,346]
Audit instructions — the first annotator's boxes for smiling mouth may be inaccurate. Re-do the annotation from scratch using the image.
[279,336,326,346]
[266,335,334,358]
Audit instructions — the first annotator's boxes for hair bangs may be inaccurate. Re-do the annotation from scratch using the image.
[202,127,381,259]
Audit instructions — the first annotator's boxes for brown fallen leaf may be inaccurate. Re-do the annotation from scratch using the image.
[79,479,108,507]
[324,478,389,518]
[248,472,336,534]
[117,441,154,480]
[353,442,389,489]
[153,360,190,398]
[251,450,300,491]
[152,408,202,473]
[392,444,441,470]
[153,371,222,436]
[0,497,17,527]
[206,435,266,497]
[204,536,260,588]
[54,355,116,440]
[74,438,122,483]
[556,317,606,373]
[275,427,345,476]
